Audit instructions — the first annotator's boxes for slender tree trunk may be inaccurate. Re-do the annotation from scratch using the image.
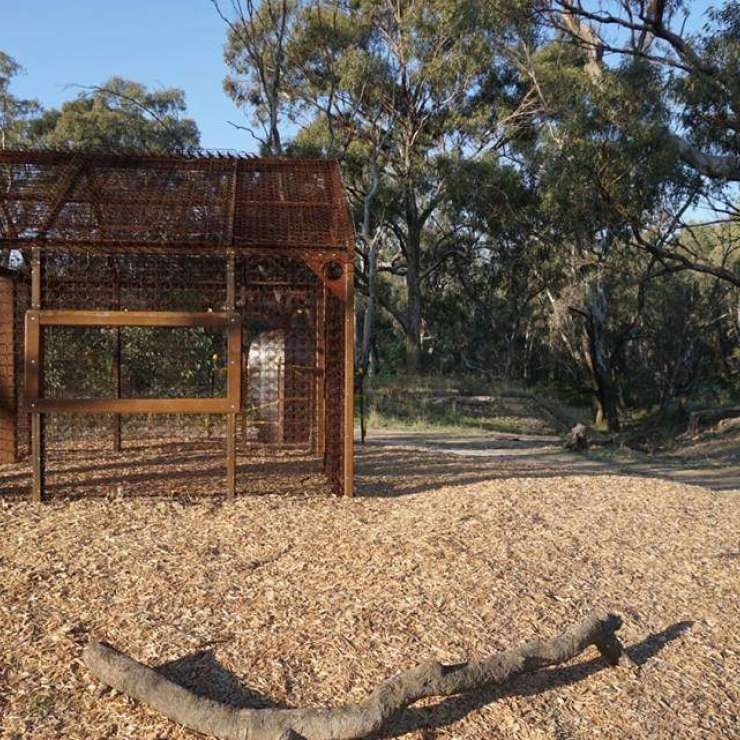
[504,315,521,379]
[581,278,620,431]
[361,243,378,373]
[370,339,379,377]
[404,228,422,374]
[359,165,381,376]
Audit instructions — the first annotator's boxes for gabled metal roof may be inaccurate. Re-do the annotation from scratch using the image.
[0,149,354,253]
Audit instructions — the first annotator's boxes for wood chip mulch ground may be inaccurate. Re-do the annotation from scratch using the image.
[0,440,738,739]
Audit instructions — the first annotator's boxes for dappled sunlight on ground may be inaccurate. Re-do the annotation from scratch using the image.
[1,438,738,738]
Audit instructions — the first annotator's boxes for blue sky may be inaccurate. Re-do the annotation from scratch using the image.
[3,0,252,151]
[2,0,720,154]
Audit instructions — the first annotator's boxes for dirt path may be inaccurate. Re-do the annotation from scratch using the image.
[362,428,740,493]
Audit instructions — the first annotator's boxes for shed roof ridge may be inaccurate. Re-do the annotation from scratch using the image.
[0,146,341,167]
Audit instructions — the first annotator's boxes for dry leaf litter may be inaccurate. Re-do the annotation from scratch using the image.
[0,438,738,739]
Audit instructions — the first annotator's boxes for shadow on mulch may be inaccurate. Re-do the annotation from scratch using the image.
[0,440,328,500]
[377,621,693,738]
[146,621,692,737]
[156,650,289,710]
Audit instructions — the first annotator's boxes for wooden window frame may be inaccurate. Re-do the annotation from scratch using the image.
[24,309,242,414]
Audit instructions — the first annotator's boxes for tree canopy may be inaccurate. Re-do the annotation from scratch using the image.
[2,0,737,432]
[29,77,200,152]
[213,0,737,430]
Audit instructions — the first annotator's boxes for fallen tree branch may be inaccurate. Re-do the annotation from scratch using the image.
[84,610,633,740]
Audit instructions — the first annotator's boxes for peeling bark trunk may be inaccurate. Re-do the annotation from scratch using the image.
[84,610,632,740]
[404,228,422,374]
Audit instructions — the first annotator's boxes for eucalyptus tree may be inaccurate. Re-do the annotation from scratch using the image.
[492,0,739,428]
[543,0,739,289]
[214,0,299,155]
[0,51,41,149]
[29,77,200,152]
[548,0,740,183]
[283,0,534,372]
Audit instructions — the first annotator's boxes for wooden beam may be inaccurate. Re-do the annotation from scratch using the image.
[227,314,242,412]
[34,310,230,328]
[24,311,41,402]
[25,307,241,418]
[26,398,232,414]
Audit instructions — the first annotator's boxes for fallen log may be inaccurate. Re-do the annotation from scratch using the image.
[564,423,590,451]
[687,407,740,436]
[84,610,633,740]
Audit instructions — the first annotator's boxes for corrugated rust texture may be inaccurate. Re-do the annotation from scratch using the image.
[14,276,30,460]
[323,291,346,493]
[1,149,355,499]
[0,275,16,462]
[0,150,353,254]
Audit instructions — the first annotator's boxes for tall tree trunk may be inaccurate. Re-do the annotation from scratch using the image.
[359,165,381,375]
[361,242,378,373]
[404,227,422,374]
[504,315,521,379]
[581,278,620,431]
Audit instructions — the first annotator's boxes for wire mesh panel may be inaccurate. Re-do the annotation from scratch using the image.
[37,252,229,448]
[324,291,347,491]
[236,255,319,451]
[7,249,343,499]
[0,151,353,252]
[0,149,355,500]
[0,274,16,462]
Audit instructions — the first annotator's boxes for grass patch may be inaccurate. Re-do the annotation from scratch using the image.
[359,375,562,435]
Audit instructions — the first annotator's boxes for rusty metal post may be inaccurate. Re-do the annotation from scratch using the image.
[225,252,238,501]
[342,258,355,497]
[30,247,45,502]
[0,273,16,463]
[112,264,122,451]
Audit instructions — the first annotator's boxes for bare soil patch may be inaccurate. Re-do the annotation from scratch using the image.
[0,441,738,738]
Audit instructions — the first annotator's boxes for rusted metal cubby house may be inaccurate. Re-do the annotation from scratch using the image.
[0,149,355,500]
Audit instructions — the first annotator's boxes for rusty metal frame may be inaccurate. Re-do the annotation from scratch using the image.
[24,309,242,415]
[2,148,355,500]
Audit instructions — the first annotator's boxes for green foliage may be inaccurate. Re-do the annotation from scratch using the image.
[675,1,739,158]
[30,77,199,152]
[4,0,738,440]
[0,51,41,147]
